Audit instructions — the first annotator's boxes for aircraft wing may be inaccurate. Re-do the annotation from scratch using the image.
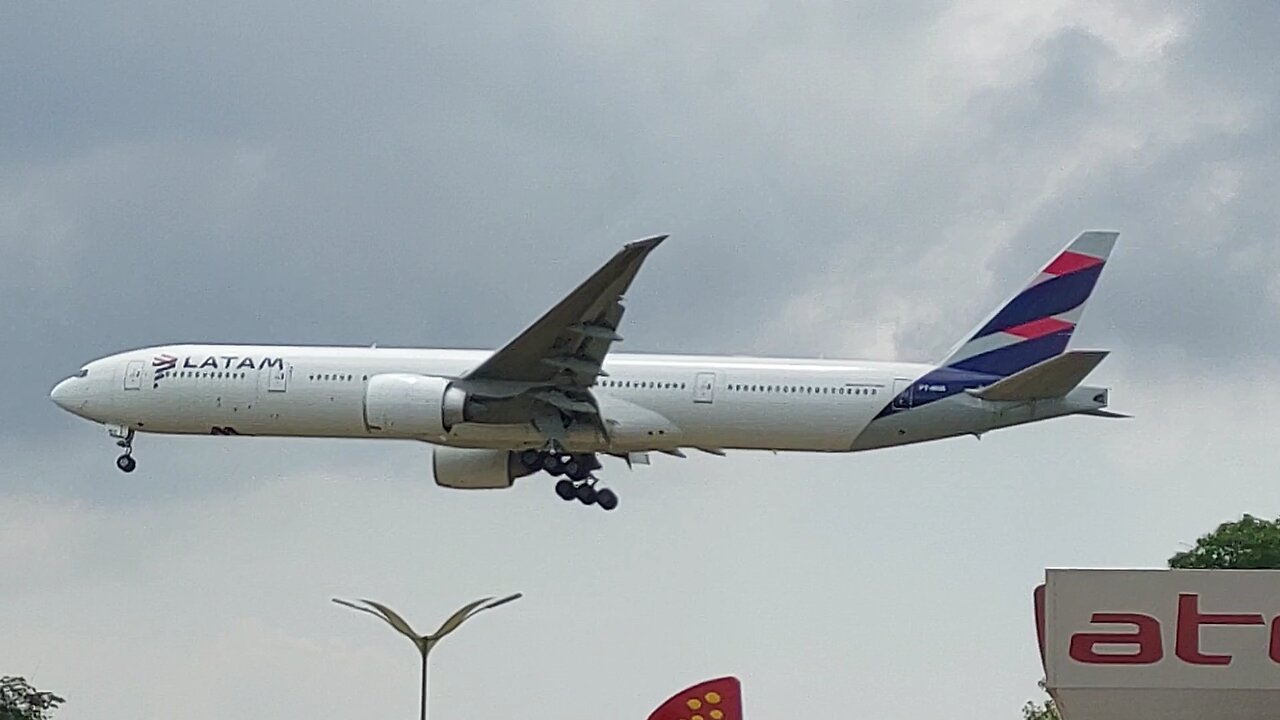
[464,235,666,387]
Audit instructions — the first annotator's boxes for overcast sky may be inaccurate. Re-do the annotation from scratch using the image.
[3,2,1279,718]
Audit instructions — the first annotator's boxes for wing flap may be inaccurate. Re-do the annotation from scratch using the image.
[969,350,1109,401]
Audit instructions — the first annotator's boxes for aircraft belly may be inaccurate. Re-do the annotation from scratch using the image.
[850,394,1085,450]
[134,387,368,438]
[656,397,872,452]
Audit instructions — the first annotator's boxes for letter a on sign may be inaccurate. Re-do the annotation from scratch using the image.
[1069,613,1164,665]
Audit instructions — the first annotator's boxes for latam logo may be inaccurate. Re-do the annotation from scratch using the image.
[152,354,284,373]
[1069,593,1280,666]
[152,354,179,372]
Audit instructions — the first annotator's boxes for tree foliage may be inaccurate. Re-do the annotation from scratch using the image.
[1021,679,1060,720]
[1167,514,1280,570]
[0,677,64,720]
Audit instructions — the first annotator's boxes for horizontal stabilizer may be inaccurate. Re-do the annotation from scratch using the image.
[969,350,1109,401]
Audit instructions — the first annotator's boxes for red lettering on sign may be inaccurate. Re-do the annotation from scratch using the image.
[1069,613,1163,664]
[1175,593,1266,666]
[1271,617,1280,664]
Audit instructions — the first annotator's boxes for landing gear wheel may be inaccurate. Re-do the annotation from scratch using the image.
[554,479,577,501]
[542,455,566,476]
[519,449,542,471]
[575,483,597,505]
[595,488,619,511]
[116,454,136,473]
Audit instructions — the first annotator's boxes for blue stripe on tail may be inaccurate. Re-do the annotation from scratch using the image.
[948,332,1072,376]
[973,265,1105,339]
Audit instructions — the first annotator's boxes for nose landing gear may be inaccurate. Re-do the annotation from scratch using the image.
[109,425,137,473]
[523,450,617,511]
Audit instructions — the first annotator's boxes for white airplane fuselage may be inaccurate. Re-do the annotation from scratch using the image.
[50,343,1110,455]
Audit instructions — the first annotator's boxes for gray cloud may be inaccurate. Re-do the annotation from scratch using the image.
[4,3,1280,718]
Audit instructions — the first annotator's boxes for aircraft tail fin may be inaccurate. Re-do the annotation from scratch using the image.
[940,231,1118,377]
[968,350,1108,401]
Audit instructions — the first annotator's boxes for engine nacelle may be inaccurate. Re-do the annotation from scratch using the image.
[363,373,467,439]
[432,446,536,489]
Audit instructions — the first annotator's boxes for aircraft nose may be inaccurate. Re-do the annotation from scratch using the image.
[50,378,75,411]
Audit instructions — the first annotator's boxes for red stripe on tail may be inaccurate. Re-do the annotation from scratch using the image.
[1004,316,1075,340]
[1043,250,1104,276]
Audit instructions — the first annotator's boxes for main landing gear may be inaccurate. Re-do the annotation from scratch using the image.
[519,450,618,511]
[110,425,137,473]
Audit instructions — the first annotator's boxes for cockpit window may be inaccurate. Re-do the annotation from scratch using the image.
[76,368,88,378]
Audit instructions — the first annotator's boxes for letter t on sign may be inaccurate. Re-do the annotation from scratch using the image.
[1175,593,1265,666]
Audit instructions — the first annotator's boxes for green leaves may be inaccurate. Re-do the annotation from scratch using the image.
[0,677,65,720]
[1021,680,1060,720]
[1167,514,1280,570]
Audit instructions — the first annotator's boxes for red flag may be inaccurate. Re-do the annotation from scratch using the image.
[647,676,742,720]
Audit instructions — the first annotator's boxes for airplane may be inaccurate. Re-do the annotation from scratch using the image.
[50,230,1124,511]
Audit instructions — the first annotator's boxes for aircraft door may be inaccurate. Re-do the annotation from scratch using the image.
[892,377,913,409]
[124,360,144,390]
[693,372,716,404]
[267,363,290,392]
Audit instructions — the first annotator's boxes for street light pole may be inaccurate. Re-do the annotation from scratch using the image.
[333,593,522,720]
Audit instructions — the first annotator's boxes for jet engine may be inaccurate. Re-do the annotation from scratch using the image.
[432,446,537,489]
[363,373,468,439]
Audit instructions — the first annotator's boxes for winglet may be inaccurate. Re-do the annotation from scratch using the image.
[626,234,668,252]
[1079,408,1132,419]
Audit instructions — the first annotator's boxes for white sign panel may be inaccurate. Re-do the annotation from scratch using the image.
[1042,569,1280,691]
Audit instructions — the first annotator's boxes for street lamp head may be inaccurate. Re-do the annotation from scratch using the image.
[333,593,522,720]
[485,593,523,610]
[332,593,523,647]
[332,598,430,651]
[429,592,523,641]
